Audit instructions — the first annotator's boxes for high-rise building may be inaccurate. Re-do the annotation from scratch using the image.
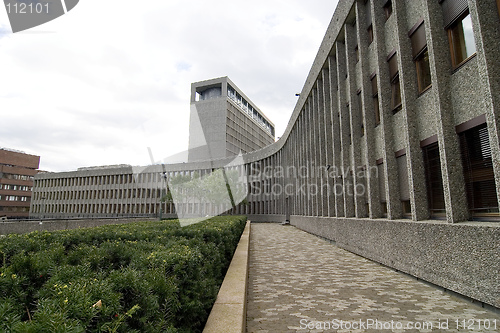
[0,148,40,219]
[188,77,275,162]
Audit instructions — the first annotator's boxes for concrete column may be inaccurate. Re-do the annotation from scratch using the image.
[311,87,321,216]
[316,83,328,217]
[337,38,355,218]
[371,0,402,219]
[357,0,382,219]
[391,0,430,221]
[329,54,344,217]
[321,67,335,217]
[305,99,314,216]
[345,15,367,218]
[319,70,331,217]
[423,0,468,222]
[299,113,306,215]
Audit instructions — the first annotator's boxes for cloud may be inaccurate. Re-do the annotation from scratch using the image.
[0,0,338,172]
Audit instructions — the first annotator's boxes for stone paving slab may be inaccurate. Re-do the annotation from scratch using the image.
[246,223,500,333]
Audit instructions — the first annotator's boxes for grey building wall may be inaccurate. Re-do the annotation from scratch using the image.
[188,77,275,162]
[30,0,500,308]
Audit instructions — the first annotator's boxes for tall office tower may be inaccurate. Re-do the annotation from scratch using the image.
[0,148,40,219]
[188,77,275,162]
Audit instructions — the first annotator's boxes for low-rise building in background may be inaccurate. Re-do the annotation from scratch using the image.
[0,148,40,219]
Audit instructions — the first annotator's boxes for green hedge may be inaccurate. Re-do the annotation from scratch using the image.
[0,215,247,333]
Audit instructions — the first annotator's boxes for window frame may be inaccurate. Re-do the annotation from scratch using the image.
[422,138,446,218]
[384,0,392,20]
[370,73,380,126]
[367,24,374,44]
[409,20,432,94]
[390,74,402,113]
[357,90,364,136]
[415,48,432,94]
[387,51,402,113]
[447,11,477,68]
[458,120,499,218]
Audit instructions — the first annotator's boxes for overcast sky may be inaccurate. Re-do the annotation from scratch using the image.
[0,0,339,172]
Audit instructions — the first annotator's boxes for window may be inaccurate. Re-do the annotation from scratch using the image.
[440,0,476,67]
[448,12,476,67]
[346,103,352,144]
[384,0,392,20]
[415,50,431,92]
[367,25,374,44]
[370,74,380,126]
[387,51,401,112]
[458,122,498,217]
[396,153,411,216]
[377,160,387,216]
[366,2,373,44]
[422,140,445,216]
[409,20,432,93]
[357,91,364,136]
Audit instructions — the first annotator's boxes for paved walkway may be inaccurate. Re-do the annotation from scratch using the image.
[246,223,500,333]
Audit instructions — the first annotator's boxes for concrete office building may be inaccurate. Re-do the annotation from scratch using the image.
[188,77,275,161]
[0,148,40,219]
[31,0,500,308]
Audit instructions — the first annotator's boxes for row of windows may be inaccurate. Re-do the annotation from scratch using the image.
[0,184,31,191]
[35,188,162,201]
[349,5,478,130]
[377,121,497,218]
[227,105,274,142]
[1,173,34,181]
[36,172,180,188]
[30,199,270,216]
[0,195,30,202]
[226,126,270,151]
[227,85,274,136]
[359,0,477,115]
[0,206,29,213]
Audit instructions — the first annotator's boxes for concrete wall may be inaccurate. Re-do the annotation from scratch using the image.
[0,217,157,235]
[291,215,500,309]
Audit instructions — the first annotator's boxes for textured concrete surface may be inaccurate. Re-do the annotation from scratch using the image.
[291,216,500,309]
[247,224,500,332]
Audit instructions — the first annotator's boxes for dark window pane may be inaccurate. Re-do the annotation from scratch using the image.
[410,21,427,59]
[423,141,445,215]
[459,123,499,215]
[416,49,432,92]
[384,0,392,20]
[391,74,401,111]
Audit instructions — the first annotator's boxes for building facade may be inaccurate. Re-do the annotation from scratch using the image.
[31,0,500,308]
[188,77,275,162]
[0,148,40,219]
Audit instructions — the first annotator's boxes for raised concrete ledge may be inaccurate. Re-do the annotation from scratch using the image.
[203,221,250,333]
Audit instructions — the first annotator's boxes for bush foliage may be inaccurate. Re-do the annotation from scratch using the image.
[0,215,247,332]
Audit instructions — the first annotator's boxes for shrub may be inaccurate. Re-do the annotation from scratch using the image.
[0,215,247,332]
